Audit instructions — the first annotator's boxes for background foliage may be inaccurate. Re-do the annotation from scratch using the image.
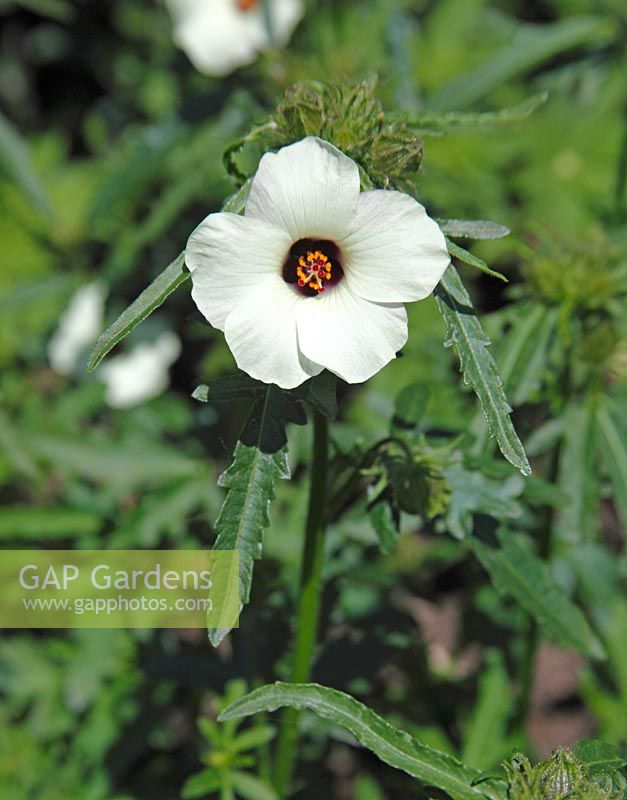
[0,0,626,798]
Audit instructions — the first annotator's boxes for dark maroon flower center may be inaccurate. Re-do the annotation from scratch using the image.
[282,239,345,297]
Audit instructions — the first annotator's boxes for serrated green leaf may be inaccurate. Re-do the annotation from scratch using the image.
[218,682,487,800]
[596,401,627,531]
[471,525,605,660]
[0,110,52,219]
[434,266,530,476]
[438,220,510,240]
[446,240,508,282]
[208,387,305,646]
[86,252,188,371]
[571,740,627,775]
[429,17,611,109]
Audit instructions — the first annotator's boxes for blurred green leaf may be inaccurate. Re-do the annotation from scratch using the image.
[496,305,556,406]
[471,525,605,660]
[368,501,399,554]
[434,266,530,475]
[414,94,548,129]
[430,17,613,109]
[0,507,100,541]
[554,401,599,543]
[393,383,429,428]
[0,111,52,219]
[219,682,490,800]
[445,463,523,539]
[182,768,222,799]
[596,400,627,530]
[461,651,514,771]
[231,771,277,800]
[86,252,188,371]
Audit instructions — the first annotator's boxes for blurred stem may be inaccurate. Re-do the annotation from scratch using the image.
[273,409,329,798]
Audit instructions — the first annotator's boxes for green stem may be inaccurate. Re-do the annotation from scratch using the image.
[273,409,329,798]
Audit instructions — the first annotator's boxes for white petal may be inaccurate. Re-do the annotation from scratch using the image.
[297,283,407,384]
[245,137,360,242]
[48,282,107,375]
[165,0,303,76]
[187,212,292,331]
[270,0,304,45]
[341,190,450,303]
[99,332,181,409]
[166,0,261,76]
[224,277,322,389]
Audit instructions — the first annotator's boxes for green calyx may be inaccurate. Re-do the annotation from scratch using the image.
[503,749,623,800]
[274,80,423,189]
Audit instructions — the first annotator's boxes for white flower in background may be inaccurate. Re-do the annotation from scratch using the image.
[48,282,107,375]
[165,0,303,76]
[98,332,181,409]
[187,137,450,390]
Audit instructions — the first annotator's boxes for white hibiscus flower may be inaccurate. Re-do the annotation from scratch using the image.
[186,137,450,390]
[48,281,107,376]
[165,0,303,76]
[98,332,181,409]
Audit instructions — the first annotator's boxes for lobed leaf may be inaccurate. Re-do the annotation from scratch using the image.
[471,525,605,660]
[434,266,530,475]
[86,252,188,371]
[219,682,490,800]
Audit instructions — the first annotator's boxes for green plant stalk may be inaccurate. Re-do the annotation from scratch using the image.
[273,409,329,797]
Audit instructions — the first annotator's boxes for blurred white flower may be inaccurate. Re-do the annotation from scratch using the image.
[186,137,450,390]
[98,332,182,409]
[48,282,107,375]
[165,0,303,76]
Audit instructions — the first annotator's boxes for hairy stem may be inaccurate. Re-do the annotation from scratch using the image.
[273,409,329,798]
